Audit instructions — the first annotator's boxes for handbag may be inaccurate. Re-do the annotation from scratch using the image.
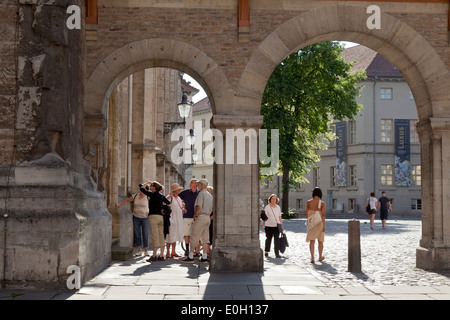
[279,234,286,254]
[306,201,323,230]
[260,209,268,221]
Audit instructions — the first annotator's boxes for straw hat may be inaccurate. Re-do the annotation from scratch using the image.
[170,183,183,193]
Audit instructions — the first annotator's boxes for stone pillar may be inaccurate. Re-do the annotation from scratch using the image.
[0,1,111,288]
[416,118,450,270]
[348,220,361,273]
[210,115,264,272]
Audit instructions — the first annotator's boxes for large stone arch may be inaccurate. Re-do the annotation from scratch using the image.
[84,38,233,159]
[239,5,449,118]
[236,4,450,270]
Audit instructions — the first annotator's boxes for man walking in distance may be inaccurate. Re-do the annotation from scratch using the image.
[179,179,199,256]
[377,191,392,229]
[181,179,213,263]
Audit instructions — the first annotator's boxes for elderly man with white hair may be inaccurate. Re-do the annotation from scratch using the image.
[181,179,213,263]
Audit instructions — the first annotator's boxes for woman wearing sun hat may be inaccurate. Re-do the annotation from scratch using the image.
[165,183,185,258]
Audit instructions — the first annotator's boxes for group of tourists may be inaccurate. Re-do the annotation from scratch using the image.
[118,180,392,265]
[116,178,213,263]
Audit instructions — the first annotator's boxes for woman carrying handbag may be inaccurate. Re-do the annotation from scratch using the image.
[261,194,284,258]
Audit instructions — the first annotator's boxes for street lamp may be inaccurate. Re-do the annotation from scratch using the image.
[177,93,191,119]
[186,128,196,146]
[164,93,192,136]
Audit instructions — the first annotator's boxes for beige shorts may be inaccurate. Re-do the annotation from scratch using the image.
[190,215,211,246]
[184,218,193,237]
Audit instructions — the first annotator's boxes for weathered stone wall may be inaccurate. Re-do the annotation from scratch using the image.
[0,1,111,289]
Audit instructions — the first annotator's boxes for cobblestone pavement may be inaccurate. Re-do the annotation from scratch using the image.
[272,216,450,288]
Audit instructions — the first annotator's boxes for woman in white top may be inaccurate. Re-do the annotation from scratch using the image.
[306,187,326,263]
[116,187,150,257]
[365,192,378,230]
[261,194,284,258]
[166,183,186,258]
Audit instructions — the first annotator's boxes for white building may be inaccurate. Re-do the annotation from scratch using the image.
[285,45,421,216]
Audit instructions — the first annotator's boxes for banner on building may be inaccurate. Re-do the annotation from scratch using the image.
[335,122,347,187]
[395,119,411,186]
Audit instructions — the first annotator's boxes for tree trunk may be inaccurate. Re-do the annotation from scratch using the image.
[281,165,290,214]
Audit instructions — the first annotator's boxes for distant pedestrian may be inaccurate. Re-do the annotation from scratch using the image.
[365,192,378,230]
[377,191,392,229]
[166,183,185,258]
[140,181,171,261]
[116,186,150,257]
[261,194,284,258]
[306,187,326,263]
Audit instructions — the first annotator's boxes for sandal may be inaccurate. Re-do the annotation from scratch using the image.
[172,253,181,258]
[319,256,325,262]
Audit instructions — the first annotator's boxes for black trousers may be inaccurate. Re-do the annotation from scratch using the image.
[264,226,280,256]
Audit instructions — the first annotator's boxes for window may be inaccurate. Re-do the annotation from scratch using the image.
[330,167,337,187]
[349,165,357,186]
[348,120,356,144]
[381,165,393,186]
[348,198,356,212]
[330,123,336,147]
[380,119,392,143]
[332,199,337,210]
[411,199,422,210]
[381,88,393,100]
[313,167,320,187]
[410,120,419,143]
[411,165,421,186]
[296,199,303,210]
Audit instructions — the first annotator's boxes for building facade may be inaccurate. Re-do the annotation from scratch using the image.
[289,45,421,216]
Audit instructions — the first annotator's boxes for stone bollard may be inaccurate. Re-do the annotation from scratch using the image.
[348,219,362,273]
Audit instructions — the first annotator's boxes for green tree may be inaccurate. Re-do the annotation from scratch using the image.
[261,42,366,213]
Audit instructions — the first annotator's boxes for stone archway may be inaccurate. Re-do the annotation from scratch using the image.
[236,4,450,270]
[84,38,233,160]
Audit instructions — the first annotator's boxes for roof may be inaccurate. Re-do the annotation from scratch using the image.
[193,97,211,113]
[341,45,403,79]
[181,79,200,94]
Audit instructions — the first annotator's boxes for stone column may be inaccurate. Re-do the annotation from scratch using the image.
[416,118,450,270]
[210,115,264,272]
[0,1,111,288]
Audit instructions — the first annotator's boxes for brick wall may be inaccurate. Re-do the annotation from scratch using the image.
[86,7,300,88]
[86,4,449,90]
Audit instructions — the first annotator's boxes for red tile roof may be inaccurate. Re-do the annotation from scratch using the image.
[193,97,211,113]
[181,80,200,94]
[341,45,403,79]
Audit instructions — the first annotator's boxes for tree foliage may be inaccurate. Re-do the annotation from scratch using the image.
[261,42,366,211]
